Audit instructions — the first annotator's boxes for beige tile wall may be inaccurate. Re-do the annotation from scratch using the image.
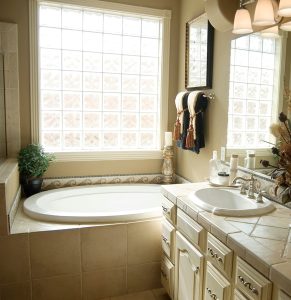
[0,159,20,235]
[0,219,162,300]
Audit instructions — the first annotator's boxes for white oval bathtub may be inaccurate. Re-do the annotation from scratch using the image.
[23,184,163,223]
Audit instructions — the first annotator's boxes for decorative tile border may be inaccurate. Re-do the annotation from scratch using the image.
[42,173,166,190]
[8,186,21,231]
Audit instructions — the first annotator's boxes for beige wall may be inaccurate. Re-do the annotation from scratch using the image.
[0,0,180,177]
[175,0,232,182]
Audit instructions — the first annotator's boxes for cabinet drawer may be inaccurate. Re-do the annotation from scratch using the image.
[207,233,233,279]
[235,257,272,300]
[162,196,176,224]
[234,289,248,300]
[162,217,175,262]
[204,261,231,300]
[161,254,174,299]
[175,231,204,300]
[278,290,291,300]
[176,209,206,252]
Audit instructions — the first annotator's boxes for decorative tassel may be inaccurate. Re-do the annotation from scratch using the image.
[185,124,194,148]
[173,118,181,141]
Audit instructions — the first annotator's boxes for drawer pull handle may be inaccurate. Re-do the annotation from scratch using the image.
[207,247,224,264]
[180,250,200,274]
[238,276,258,295]
[162,205,170,214]
[162,235,170,246]
[206,288,218,300]
[161,269,167,280]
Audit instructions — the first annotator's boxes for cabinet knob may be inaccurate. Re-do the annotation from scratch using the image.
[162,205,169,214]
[206,287,218,300]
[161,269,167,280]
[162,235,170,246]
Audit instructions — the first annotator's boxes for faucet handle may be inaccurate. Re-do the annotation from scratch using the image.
[256,190,266,203]
[240,183,247,195]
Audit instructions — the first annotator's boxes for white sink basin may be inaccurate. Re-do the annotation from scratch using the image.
[190,188,275,217]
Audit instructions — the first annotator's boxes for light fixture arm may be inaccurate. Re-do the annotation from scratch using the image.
[240,0,256,7]
[271,0,283,23]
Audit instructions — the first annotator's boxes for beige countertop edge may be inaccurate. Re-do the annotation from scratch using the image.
[163,182,291,294]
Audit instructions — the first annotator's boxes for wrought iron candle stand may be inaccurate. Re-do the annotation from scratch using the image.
[162,145,174,184]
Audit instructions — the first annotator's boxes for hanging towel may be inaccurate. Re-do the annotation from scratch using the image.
[191,93,208,154]
[177,92,190,149]
[186,91,202,148]
[174,91,187,140]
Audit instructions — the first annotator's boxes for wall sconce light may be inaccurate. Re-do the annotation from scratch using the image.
[261,25,280,36]
[280,20,291,29]
[253,0,276,25]
[233,0,291,34]
[233,3,253,34]
[278,0,291,16]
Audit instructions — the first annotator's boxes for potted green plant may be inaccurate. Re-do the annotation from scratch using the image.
[18,144,55,197]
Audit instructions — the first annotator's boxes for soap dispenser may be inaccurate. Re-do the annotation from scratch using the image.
[209,150,219,183]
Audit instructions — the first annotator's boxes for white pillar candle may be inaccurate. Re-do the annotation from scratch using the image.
[165,132,173,146]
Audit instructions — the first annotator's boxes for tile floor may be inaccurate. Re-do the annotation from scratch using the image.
[105,289,170,300]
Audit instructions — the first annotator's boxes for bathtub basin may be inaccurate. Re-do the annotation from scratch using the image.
[23,184,163,223]
[189,187,275,217]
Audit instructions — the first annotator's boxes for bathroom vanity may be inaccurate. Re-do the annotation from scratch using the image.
[160,182,291,300]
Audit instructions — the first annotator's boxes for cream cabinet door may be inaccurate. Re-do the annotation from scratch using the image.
[204,262,231,300]
[174,231,204,300]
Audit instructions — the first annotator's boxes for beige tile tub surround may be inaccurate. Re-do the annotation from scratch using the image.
[1,217,162,299]
[162,182,291,295]
[30,229,81,278]
[0,233,30,285]
[127,220,162,265]
[32,274,82,300]
[0,159,20,235]
[0,281,31,300]
[81,224,127,271]
[83,267,127,300]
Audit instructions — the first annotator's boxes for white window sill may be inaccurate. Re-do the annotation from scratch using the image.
[53,150,163,162]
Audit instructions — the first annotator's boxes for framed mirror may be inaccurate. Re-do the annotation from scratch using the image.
[185,13,214,91]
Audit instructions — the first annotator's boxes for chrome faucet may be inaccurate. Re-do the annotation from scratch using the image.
[232,174,257,199]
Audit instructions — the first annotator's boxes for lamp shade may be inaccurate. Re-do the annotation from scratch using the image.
[253,0,276,26]
[280,20,291,30]
[232,8,253,34]
[278,0,291,17]
[261,25,280,37]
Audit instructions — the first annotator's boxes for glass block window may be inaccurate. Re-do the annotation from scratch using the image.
[227,33,281,149]
[38,2,163,151]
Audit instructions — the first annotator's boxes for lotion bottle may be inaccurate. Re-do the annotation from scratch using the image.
[229,154,238,185]
[209,150,219,183]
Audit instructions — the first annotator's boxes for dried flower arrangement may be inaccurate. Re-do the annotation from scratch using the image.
[260,112,291,204]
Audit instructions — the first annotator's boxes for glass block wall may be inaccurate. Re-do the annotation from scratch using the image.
[227,33,280,149]
[38,3,162,151]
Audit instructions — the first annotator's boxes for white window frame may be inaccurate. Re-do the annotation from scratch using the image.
[29,0,171,161]
[225,32,287,158]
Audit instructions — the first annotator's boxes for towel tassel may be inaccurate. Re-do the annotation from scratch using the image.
[173,117,181,141]
[185,124,194,148]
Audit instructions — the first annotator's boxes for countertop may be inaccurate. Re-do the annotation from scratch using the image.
[161,182,291,296]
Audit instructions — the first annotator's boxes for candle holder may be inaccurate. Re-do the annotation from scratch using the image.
[162,145,174,184]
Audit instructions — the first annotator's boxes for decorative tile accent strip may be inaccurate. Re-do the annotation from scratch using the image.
[8,186,21,230]
[42,173,165,191]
